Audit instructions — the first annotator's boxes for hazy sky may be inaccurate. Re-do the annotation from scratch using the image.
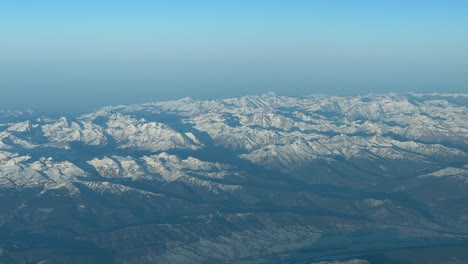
[1,1,468,111]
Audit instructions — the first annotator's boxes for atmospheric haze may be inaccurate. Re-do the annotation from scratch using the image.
[1,1,468,111]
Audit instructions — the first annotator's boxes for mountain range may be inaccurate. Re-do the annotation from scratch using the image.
[0,92,467,263]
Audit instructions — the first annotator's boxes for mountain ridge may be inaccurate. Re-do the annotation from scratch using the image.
[0,93,467,263]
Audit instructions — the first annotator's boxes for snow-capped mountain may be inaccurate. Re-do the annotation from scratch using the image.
[0,93,467,263]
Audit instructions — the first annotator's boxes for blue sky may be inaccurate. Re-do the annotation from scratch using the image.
[1,1,468,111]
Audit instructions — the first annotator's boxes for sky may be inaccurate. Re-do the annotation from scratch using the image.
[1,0,468,112]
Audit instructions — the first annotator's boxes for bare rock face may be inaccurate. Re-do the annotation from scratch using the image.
[0,93,467,263]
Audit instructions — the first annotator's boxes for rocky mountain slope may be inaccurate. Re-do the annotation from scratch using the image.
[0,93,467,263]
